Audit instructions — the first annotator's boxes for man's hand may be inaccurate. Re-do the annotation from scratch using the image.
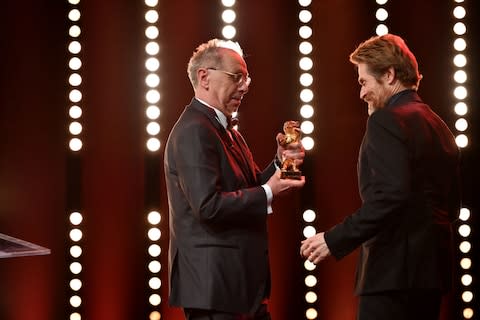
[266,170,305,196]
[300,232,331,264]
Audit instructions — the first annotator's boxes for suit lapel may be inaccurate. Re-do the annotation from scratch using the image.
[190,99,257,184]
[228,128,256,184]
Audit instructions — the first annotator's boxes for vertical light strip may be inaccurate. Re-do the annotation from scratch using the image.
[452,1,469,149]
[297,1,317,319]
[67,2,84,152]
[68,212,84,320]
[221,0,237,40]
[458,208,474,319]
[143,1,162,320]
[302,211,318,320]
[146,210,162,319]
[451,2,473,319]
[219,0,239,124]
[144,1,161,154]
[66,1,84,320]
[375,0,389,36]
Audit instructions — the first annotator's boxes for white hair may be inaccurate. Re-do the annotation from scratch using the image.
[187,38,245,87]
[214,39,244,57]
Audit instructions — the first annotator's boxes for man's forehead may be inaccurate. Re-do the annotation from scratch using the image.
[221,50,247,67]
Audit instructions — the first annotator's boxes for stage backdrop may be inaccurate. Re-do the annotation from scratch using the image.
[0,1,478,320]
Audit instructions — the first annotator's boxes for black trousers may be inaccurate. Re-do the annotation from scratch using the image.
[184,303,271,320]
[357,289,442,320]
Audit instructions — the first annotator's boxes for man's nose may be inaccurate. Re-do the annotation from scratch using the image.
[359,87,366,100]
[239,82,249,93]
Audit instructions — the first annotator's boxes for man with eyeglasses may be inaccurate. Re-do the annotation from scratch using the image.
[164,38,306,320]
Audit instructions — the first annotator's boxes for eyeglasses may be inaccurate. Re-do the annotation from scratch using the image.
[207,68,252,87]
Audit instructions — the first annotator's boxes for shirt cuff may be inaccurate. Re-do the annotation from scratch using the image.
[261,184,273,214]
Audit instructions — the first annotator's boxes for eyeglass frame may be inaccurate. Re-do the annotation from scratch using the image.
[206,68,252,87]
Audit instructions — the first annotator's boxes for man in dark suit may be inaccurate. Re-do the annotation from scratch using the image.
[164,39,305,320]
[300,34,460,320]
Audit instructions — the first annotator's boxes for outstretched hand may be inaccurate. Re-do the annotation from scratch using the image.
[300,232,331,264]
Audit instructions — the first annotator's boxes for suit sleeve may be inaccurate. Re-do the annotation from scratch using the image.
[171,121,268,226]
[324,112,412,260]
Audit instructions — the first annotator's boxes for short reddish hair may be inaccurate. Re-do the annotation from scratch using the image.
[349,34,422,88]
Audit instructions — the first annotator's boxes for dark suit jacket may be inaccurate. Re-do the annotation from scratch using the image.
[325,90,460,295]
[164,98,277,314]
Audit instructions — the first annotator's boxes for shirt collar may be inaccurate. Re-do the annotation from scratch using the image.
[386,89,416,108]
[195,97,228,129]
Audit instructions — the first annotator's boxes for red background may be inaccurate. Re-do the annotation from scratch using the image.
[0,1,478,319]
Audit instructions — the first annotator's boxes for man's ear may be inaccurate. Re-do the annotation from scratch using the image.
[385,66,396,84]
[197,68,210,89]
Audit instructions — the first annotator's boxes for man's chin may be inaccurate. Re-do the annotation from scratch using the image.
[367,105,375,116]
[230,101,241,111]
